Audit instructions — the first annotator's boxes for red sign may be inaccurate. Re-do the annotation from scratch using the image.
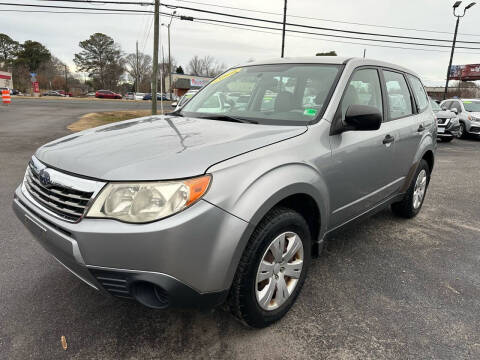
[33,81,40,93]
[449,64,480,81]
[0,74,11,80]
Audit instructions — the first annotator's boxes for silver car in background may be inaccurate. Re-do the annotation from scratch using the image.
[440,98,480,139]
[430,98,460,142]
[13,57,436,328]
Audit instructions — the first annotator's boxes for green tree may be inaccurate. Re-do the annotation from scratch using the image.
[316,51,337,56]
[74,33,124,89]
[16,40,51,72]
[0,33,20,68]
[175,65,184,74]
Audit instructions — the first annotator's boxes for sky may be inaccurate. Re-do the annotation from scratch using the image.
[2,0,480,86]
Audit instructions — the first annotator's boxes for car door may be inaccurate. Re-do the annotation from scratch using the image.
[327,67,400,228]
[382,70,428,183]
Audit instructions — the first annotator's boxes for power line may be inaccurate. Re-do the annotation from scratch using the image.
[4,2,480,50]
[36,0,480,44]
[173,0,480,37]
[193,19,480,55]
[0,2,152,13]
[4,6,480,56]
[0,9,148,14]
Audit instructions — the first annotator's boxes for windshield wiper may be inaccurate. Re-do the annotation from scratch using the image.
[197,114,258,124]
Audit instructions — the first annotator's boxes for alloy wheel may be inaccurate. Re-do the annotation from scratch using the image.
[413,169,427,209]
[255,232,304,311]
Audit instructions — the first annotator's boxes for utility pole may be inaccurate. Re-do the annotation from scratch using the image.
[151,0,160,115]
[444,1,476,100]
[64,64,68,96]
[167,21,172,100]
[136,40,139,94]
[281,0,287,57]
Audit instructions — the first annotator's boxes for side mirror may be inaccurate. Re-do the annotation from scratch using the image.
[343,104,382,131]
[451,107,458,114]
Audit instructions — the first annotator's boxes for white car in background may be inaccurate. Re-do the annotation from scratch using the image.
[171,90,199,111]
[440,98,480,139]
[125,92,146,100]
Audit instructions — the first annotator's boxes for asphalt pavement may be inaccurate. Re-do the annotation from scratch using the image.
[1,98,479,359]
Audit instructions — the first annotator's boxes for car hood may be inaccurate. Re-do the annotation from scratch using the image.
[434,110,456,119]
[35,115,306,180]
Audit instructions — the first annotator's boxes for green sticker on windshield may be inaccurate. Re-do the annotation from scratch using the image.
[463,101,472,104]
[304,108,317,117]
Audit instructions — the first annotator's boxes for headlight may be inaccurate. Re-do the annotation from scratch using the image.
[86,175,211,223]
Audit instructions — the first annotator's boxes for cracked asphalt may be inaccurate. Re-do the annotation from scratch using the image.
[1,98,479,359]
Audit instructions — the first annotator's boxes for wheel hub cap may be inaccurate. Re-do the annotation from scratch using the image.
[255,232,304,311]
[413,169,427,209]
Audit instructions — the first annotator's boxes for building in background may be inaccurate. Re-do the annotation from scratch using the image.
[0,71,13,89]
[164,73,213,98]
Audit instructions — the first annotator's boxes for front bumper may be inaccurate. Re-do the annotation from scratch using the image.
[437,121,461,138]
[13,185,249,308]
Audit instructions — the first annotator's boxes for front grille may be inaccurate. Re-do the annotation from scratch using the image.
[90,269,134,299]
[470,126,480,133]
[24,163,94,222]
[437,118,449,125]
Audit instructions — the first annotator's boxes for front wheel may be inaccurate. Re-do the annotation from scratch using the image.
[391,159,430,218]
[442,137,453,142]
[228,207,311,328]
[458,122,468,139]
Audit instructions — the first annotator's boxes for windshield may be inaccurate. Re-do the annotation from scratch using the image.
[180,64,342,125]
[463,101,480,112]
[429,98,441,111]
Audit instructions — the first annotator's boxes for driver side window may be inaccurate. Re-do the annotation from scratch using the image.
[340,69,383,121]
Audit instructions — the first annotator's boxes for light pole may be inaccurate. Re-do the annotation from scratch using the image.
[162,11,176,101]
[443,1,476,100]
[151,0,159,115]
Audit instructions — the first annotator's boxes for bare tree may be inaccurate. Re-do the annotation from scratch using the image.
[187,55,203,75]
[125,52,152,92]
[187,55,225,77]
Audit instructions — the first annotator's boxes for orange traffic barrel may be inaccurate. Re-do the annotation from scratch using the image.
[2,89,11,104]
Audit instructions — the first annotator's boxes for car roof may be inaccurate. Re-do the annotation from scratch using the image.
[234,56,420,78]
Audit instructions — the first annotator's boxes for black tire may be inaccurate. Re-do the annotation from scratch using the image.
[227,207,311,328]
[458,122,468,139]
[442,137,454,142]
[391,159,430,218]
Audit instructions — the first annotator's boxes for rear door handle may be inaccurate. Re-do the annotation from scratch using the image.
[383,134,395,144]
[417,124,425,132]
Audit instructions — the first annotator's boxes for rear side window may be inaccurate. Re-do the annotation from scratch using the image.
[407,75,429,112]
[340,68,383,121]
[383,70,413,119]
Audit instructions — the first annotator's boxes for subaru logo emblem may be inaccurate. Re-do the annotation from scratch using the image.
[39,169,51,187]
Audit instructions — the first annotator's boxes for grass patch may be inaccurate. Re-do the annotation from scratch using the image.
[68,110,163,132]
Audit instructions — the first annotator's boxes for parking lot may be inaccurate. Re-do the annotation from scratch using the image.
[1,98,479,359]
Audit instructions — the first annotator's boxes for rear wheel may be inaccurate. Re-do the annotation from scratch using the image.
[228,207,311,328]
[391,159,430,218]
[442,137,453,142]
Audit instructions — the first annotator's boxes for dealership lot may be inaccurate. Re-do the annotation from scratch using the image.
[1,98,479,359]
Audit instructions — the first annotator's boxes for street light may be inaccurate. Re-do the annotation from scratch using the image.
[162,10,176,101]
[443,1,476,99]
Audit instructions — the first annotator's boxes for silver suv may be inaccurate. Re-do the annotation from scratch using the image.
[440,98,480,138]
[13,57,436,328]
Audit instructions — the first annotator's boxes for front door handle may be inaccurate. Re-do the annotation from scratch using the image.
[383,134,395,144]
[418,124,425,132]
